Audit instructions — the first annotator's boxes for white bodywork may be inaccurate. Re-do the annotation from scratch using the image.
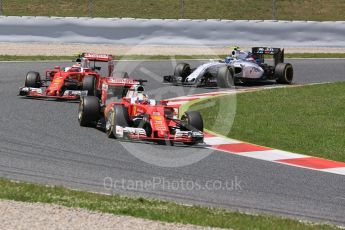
[184,61,226,84]
[184,58,264,85]
[19,87,43,94]
[115,125,147,139]
[231,59,264,79]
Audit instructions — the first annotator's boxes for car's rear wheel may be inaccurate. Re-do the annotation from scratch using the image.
[181,111,204,145]
[106,105,130,138]
[82,75,97,96]
[78,96,100,127]
[113,71,129,79]
[275,63,293,84]
[217,66,234,88]
[25,71,41,88]
[174,63,191,81]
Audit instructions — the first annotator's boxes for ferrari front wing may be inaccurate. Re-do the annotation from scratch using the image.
[114,125,204,144]
[18,87,88,100]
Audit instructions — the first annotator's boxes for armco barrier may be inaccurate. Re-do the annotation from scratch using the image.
[0,16,345,47]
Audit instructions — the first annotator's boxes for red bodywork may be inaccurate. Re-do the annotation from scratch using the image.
[19,53,114,100]
[100,78,203,143]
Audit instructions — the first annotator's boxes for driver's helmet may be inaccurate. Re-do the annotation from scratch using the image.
[137,92,150,104]
[134,85,144,92]
[231,50,250,60]
[138,93,150,104]
[64,62,80,72]
[72,63,81,68]
[135,92,149,104]
[67,63,81,72]
[130,84,149,104]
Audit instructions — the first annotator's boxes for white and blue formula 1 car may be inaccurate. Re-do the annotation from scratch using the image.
[163,47,293,88]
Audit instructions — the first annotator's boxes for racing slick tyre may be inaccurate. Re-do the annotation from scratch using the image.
[113,71,129,79]
[106,105,130,138]
[174,63,191,81]
[25,71,41,88]
[78,96,100,127]
[82,75,97,96]
[275,63,293,84]
[181,111,204,145]
[217,66,234,88]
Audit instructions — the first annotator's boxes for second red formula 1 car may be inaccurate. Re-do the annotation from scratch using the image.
[18,53,115,100]
[78,77,204,145]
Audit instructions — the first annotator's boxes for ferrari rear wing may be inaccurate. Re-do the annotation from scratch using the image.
[251,47,284,66]
[82,53,113,62]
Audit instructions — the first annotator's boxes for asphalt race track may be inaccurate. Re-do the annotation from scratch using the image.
[0,59,345,225]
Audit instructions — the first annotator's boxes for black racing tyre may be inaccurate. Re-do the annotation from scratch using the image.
[78,96,100,127]
[182,111,204,132]
[217,66,234,88]
[275,63,293,84]
[82,75,97,96]
[181,111,204,145]
[106,105,130,138]
[25,71,41,88]
[113,71,129,79]
[174,63,191,81]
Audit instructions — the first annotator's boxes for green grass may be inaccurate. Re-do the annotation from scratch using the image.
[1,53,345,61]
[0,178,340,230]
[2,0,345,21]
[190,82,345,162]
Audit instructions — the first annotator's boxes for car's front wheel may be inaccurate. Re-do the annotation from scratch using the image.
[174,63,191,82]
[78,96,100,127]
[25,71,41,88]
[217,66,234,88]
[106,105,130,138]
[181,111,204,145]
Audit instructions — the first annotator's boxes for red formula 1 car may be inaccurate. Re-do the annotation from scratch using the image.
[77,78,204,145]
[18,53,115,100]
